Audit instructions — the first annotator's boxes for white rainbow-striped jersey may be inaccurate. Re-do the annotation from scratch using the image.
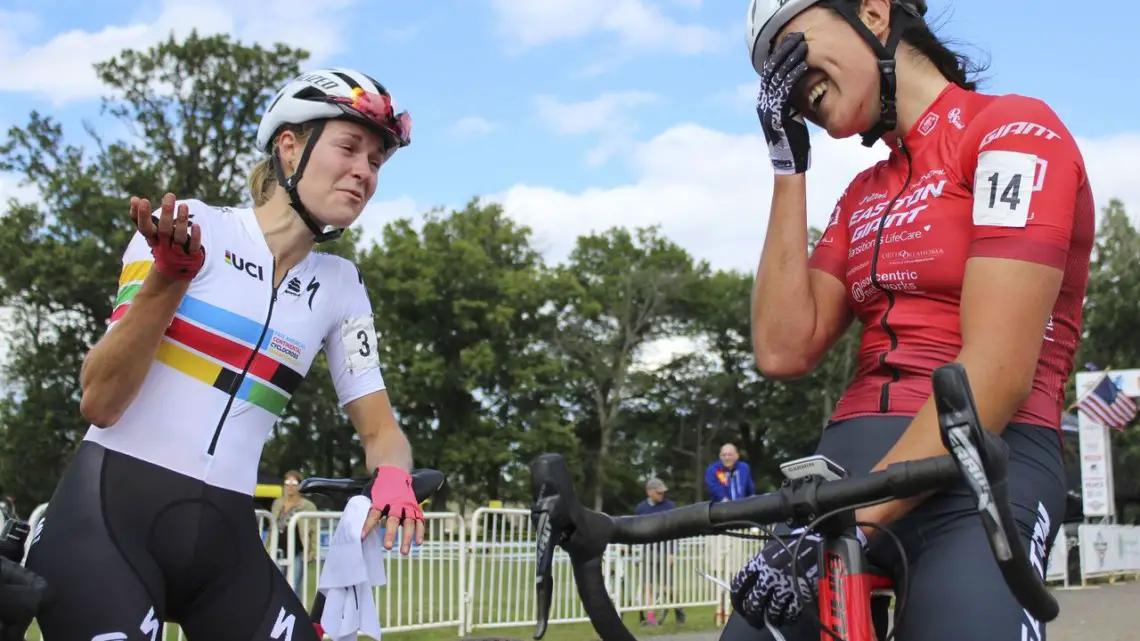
[84,199,386,495]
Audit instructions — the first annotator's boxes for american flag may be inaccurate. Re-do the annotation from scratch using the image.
[1077,375,1138,430]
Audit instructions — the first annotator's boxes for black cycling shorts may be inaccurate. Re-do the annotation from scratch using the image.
[718,417,1065,641]
[24,441,320,641]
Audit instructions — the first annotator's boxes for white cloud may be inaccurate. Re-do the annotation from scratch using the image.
[489,120,1140,274]
[355,195,424,248]
[535,91,658,135]
[445,116,500,140]
[491,123,884,271]
[1079,132,1140,222]
[711,80,760,112]
[0,0,359,104]
[535,91,659,165]
[489,122,1140,370]
[0,174,41,385]
[490,0,723,54]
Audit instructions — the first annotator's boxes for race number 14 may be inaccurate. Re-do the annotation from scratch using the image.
[973,150,1045,228]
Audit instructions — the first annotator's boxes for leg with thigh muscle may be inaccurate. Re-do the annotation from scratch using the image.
[178,501,321,641]
[25,450,167,640]
[891,426,1065,641]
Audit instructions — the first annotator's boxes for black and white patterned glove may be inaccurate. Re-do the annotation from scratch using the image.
[730,527,866,628]
[756,32,812,175]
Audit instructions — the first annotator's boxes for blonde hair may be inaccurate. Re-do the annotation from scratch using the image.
[248,123,316,207]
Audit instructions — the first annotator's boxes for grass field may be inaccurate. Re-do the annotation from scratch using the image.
[23,554,727,641]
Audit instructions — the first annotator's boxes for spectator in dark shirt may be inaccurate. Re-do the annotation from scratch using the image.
[704,443,755,503]
[635,478,685,626]
[635,477,675,515]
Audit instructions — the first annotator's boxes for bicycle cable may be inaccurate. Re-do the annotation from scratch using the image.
[786,503,911,641]
[708,501,912,641]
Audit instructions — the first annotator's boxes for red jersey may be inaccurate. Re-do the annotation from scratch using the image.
[808,84,1095,430]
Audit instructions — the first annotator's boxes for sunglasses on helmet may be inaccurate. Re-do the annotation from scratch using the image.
[326,87,412,149]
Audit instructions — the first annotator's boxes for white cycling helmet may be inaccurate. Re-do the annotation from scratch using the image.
[746,0,925,147]
[255,67,412,243]
[746,0,820,76]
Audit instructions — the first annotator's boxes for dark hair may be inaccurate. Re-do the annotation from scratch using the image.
[833,0,990,91]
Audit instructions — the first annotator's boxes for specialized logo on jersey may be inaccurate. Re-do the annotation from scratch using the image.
[224,250,265,281]
[305,276,320,310]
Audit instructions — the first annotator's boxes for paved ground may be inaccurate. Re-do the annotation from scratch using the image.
[653,581,1140,641]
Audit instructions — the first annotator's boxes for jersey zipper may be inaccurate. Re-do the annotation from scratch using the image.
[208,257,279,455]
[869,138,914,413]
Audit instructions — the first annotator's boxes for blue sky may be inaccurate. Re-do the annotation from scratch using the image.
[0,0,1137,271]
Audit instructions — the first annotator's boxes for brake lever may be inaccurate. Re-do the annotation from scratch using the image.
[933,364,1012,557]
[532,494,563,640]
[932,362,1059,622]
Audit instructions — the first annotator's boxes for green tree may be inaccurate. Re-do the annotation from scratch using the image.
[634,264,861,505]
[0,31,309,504]
[1073,199,1140,521]
[551,226,699,510]
[357,200,575,510]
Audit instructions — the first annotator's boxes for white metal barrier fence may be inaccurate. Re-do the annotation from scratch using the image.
[283,511,467,634]
[462,508,764,635]
[18,501,1138,640]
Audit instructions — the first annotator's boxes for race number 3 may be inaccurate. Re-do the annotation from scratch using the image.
[972,150,1040,228]
[342,315,380,372]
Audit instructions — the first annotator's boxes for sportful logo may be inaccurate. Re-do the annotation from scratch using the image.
[224,250,265,281]
[284,277,303,297]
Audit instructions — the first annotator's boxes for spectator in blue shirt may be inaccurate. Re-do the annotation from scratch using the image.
[634,478,685,626]
[705,443,755,503]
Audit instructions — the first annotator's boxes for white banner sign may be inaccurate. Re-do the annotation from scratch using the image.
[1077,419,1113,517]
[1078,524,1140,574]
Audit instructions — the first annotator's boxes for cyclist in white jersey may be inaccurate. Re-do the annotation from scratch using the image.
[24,67,422,640]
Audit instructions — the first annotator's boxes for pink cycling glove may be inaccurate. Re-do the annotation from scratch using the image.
[145,214,205,280]
[368,465,424,525]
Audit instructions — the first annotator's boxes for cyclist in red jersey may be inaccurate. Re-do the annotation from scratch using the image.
[724,1,1094,640]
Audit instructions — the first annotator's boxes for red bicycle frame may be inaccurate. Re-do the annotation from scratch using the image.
[816,534,895,641]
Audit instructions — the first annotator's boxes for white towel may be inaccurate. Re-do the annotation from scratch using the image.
[317,495,388,641]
